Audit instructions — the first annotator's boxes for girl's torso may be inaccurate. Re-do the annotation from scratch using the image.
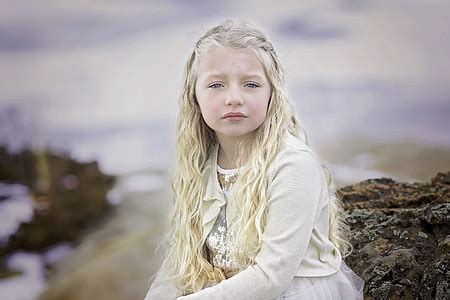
[200,133,342,279]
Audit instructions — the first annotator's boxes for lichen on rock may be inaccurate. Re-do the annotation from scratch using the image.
[341,171,449,299]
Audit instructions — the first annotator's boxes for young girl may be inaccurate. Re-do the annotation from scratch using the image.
[145,20,364,299]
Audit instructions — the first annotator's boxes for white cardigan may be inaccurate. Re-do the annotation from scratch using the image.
[145,132,342,299]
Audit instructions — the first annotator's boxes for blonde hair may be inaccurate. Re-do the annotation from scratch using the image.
[160,20,352,295]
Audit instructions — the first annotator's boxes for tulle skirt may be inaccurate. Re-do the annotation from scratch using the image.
[276,260,364,299]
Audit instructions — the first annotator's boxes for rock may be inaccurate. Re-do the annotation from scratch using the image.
[0,146,36,185]
[341,171,449,299]
[0,146,115,256]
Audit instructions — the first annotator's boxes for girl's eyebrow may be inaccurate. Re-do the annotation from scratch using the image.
[203,72,265,81]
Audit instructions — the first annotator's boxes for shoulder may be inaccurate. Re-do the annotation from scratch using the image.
[266,132,327,206]
[284,132,319,159]
[269,132,323,178]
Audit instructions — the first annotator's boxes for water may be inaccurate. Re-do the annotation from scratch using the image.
[0,245,73,300]
[0,252,46,300]
[0,183,34,244]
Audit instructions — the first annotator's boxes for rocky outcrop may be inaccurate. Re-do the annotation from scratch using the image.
[0,146,115,256]
[341,172,449,300]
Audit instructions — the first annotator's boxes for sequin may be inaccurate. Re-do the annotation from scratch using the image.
[204,167,243,277]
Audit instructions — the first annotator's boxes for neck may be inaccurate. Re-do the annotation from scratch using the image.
[216,134,251,169]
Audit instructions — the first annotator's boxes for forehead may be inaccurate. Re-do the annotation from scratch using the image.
[197,47,267,79]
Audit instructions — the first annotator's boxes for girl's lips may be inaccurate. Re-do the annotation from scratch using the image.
[222,112,247,119]
[224,116,246,121]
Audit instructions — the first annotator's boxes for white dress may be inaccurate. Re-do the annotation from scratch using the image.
[205,165,364,299]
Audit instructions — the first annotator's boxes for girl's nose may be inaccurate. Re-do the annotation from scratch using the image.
[225,86,243,106]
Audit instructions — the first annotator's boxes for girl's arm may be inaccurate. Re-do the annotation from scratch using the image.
[178,149,324,300]
[144,252,182,300]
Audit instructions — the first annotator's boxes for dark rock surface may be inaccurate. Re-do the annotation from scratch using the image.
[0,145,115,257]
[341,172,449,300]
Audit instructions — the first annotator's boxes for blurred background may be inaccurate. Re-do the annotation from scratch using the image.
[0,0,449,299]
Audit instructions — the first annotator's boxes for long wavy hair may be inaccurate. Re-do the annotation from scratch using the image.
[158,20,352,295]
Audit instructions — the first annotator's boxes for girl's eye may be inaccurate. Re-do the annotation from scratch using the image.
[208,83,224,89]
[245,82,260,88]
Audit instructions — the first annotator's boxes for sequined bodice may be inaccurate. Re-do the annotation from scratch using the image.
[204,165,241,276]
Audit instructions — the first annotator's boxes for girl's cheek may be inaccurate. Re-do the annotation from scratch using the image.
[211,96,224,110]
[212,104,222,114]
[251,99,267,109]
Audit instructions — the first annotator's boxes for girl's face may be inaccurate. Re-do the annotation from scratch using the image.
[195,47,271,143]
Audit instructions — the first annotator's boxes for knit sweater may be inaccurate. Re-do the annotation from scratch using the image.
[144,132,342,299]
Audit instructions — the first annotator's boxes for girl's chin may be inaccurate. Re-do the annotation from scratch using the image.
[215,131,255,139]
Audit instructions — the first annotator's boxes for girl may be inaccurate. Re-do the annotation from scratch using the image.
[145,20,364,299]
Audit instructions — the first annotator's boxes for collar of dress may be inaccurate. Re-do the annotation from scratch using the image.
[201,143,237,240]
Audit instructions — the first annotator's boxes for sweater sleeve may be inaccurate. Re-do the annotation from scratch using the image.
[177,149,324,300]
[144,252,183,300]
